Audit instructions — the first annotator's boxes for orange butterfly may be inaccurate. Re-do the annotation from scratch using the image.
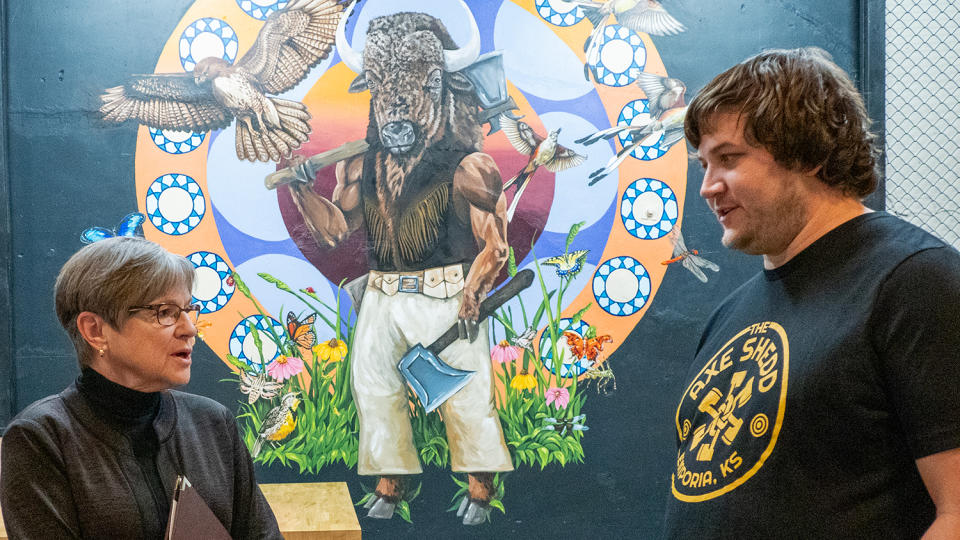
[286,312,316,349]
[563,330,612,362]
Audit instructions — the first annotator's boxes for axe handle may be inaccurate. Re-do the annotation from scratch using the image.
[427,269,535,355]
[264,139,370,190]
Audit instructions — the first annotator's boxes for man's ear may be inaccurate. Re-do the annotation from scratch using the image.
[76,311,109,351]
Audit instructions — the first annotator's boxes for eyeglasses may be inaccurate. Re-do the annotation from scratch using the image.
[128,303,201,326]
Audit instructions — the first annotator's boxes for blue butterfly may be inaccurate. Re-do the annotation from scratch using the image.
[80,212,147,244]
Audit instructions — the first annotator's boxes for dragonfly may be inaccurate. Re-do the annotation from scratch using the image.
[543,414,589,437]
[662,228,719,283]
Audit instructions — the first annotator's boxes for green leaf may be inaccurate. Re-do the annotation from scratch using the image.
[258,272,294,293]
[507,246,517,277]
[552,450,567,466]
[232,271,251,298]
[489,499,506,514]
[396,500,412,523]
[225,354,248,371]
[565,221,586,251]
[584,325,597,340]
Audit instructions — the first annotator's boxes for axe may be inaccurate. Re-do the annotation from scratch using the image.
[398,269,534,413]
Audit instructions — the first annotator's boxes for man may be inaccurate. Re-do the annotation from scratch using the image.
[663,48,960,538]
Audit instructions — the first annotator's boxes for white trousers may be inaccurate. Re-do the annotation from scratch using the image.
[351,286,513,475]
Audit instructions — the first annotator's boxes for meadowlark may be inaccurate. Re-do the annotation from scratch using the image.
[251,392,301,457]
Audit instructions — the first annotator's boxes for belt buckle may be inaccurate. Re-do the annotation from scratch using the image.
[399,276,419,293]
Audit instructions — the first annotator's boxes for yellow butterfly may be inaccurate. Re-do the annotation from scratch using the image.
[239,371,284,404]
[543,250,589,277]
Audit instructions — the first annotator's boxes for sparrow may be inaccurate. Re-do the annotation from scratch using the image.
[251,391,301,457]
[500,115,586,222]
[99,0,349,162]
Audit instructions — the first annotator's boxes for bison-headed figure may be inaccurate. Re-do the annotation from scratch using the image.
[302,4,509,326]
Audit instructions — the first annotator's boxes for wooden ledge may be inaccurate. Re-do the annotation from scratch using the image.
[261,481,361,539]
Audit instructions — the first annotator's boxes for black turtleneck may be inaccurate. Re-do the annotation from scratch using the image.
[77,367,169,537]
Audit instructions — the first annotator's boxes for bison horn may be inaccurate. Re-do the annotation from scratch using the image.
[443,0,481,73]
[335,0,364,74]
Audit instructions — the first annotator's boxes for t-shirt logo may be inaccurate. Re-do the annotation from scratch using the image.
[672,321,789,502]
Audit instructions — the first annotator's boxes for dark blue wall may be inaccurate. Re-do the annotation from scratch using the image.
[0,1,870,537]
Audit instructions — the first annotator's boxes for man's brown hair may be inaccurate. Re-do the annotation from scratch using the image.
[684,47,879,198]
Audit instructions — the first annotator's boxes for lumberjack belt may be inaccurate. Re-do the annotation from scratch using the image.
[368,263,467,299]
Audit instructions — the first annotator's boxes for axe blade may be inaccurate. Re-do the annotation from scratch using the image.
[398,344,475,413]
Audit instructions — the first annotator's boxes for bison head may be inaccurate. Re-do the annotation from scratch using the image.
[336,2,483,157]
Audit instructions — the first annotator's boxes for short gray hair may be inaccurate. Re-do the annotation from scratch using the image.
[54,237,195,367]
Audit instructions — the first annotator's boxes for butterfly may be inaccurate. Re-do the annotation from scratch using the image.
[543,250,589,278]
[239,370,284,404]
[563,329,612,362]
[543,414,588,436]
[286,312,316,349]
[80,212,146,244]
[661,228,719,283]
[510,327,537,351]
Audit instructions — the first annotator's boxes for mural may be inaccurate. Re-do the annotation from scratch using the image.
[96,0,703,525]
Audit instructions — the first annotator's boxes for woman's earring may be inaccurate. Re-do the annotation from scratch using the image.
[99,348,105,357]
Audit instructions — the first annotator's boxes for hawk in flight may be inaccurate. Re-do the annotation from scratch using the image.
[100,0,349,162]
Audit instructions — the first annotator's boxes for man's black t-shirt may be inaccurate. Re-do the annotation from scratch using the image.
[663,212,960,539]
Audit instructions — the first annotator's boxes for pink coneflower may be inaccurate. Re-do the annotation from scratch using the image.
[266,355,304,382]
[490,340,521,364]
[545,386,570,409]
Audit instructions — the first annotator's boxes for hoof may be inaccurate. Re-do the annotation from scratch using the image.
[456,496,490,526]
[364,495,396,519]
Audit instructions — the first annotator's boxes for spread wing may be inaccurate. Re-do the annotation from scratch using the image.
[99,73,233,131]
[236,0,347,94]
[635,72,669,107]
[616,1,686,36]
[544,145,587,173]
[500,115,543,156]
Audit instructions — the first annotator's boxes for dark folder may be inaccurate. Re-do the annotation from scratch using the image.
[165,475,232,540]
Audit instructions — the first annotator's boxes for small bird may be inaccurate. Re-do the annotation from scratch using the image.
[251,392,301,457]
[581,105,687,185]
[635,72,686,120]
[661,228,719,283]
[500,115,586,222]
[578,0,686,81]
[99,0,349,162]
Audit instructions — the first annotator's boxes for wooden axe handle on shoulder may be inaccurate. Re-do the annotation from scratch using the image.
[264,139,370,190]
[427,269,535,356]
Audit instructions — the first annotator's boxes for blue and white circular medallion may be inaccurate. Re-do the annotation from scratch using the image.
[620,178,678,240]
[145,173,206,235]
[587,24,646,87]
[616,99,667,160]
[236,0,288,20]
[229,315,285,372]
[593,256,651,316]
[539,318,594,378]
[188,251,235,313]
[149,128,206,154]
[535,0,585,27]
[179,18,239,72]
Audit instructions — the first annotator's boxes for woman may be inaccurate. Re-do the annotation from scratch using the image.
[0,237,282,539]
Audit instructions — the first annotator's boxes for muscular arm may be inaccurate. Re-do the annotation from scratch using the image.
[290,154,363,249]
[453,152,509,328]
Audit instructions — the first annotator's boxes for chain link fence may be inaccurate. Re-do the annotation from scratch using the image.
[885,1,960,248]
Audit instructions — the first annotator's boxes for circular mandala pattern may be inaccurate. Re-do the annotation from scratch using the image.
[145,173,206,235]
[539,318,594,378]
[588,24,646,87]
[149,128,206,154]
[535,0,585,27]
[236,0,288,20]
[188,251,235,313]
[620,178,678,240]
[616,99,668,160]
[229,315,285,371]
[593,256,651,316]
[179,18,239,72]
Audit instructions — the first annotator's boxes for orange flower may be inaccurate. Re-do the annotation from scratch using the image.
[313,338,349,362]
[194,319,214,340]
